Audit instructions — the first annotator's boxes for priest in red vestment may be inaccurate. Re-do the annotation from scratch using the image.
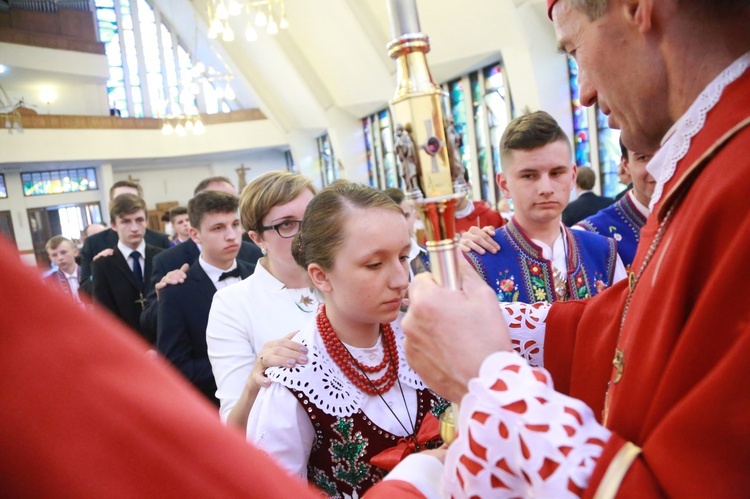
[368,0,750,497]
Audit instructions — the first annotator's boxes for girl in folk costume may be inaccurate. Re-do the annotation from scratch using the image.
[247,181,445,498]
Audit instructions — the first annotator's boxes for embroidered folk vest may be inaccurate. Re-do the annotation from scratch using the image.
[265,315,445,498]
[467,218,617,303]
[576,193,647,269]
[292,387,443,498]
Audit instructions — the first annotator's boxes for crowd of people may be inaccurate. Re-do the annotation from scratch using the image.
[5,0,748,496]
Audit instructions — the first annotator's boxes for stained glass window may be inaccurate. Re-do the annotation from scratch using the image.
[0,174,7,198]
[317,134,337,187]
[568,56,591,167]
[596,105,622,198]
[448,79,471,182]
[483,63,511,205]
[21,168,99,197]
[285,150,297,174]
[363,117,378,188]
[379,110,400,189]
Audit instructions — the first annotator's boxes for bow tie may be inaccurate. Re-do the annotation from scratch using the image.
[218,267,241,281]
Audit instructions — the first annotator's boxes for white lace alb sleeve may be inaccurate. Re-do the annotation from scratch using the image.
[500,302,549,367]
[444,351,611,498]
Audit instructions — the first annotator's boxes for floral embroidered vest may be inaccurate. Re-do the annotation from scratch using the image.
[293,387,444,498]
[265,313,446,499]
[467,218,617,303]
[576,193,646,269]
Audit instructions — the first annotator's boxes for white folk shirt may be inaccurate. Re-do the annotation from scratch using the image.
[206,260,320,422]
[247,314,422,480]
[531,223,628,285]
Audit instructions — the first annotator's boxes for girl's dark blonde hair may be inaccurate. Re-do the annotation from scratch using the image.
[239,171,316,233]
[292,180,405,271]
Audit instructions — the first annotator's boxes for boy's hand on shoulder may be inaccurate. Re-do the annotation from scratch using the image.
[155,263,189,299]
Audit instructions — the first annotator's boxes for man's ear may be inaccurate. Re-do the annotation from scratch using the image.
[308,263,332,294]
[189,226,201,245]
[628,0,653,33]
[109,220,117,231]
[498,172,512,199]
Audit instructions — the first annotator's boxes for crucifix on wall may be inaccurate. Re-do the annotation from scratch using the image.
[235,164,251,192]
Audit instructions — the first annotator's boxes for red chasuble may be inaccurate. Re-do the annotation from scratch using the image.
[544,69,750,497]
[0,239,321,498]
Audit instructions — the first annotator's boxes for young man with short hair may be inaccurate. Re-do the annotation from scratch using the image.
[92,194,162,342]
[79,181,170,295]
[576,144,655,268]
[465,111,625,303]
[156,191,254,405]
[168,206,190,247]
[44,236,83,304]
[138,176,262,338]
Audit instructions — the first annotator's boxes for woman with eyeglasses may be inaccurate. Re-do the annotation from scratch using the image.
[206,171,318,429]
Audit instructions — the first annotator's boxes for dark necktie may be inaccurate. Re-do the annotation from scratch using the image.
[130,251,144,291]
[218,267,241,281]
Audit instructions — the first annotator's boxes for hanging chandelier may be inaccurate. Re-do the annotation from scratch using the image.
[161,62,233,136]
[206,0,289,42]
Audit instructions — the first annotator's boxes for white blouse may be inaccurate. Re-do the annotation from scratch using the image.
[247,313,426,480]
[206,260,319,422]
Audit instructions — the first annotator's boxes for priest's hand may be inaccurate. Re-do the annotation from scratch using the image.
[459,225,499,254]
[402,258,511,402]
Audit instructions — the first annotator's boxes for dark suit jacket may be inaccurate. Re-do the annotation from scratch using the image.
[139,238,261,337]
[562,191,615,227]
[92,245,162,343]
[156,260,254,405]
[80,228,170,295]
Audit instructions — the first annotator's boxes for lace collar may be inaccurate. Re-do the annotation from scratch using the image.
[647,51,750,211]
[265,313,425,417]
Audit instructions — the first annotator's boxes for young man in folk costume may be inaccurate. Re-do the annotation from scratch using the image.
[575,141,655,269]
[369,0,750,497]
[464,111,626,304]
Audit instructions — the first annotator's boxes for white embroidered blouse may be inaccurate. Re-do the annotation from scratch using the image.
[246,312,427,480]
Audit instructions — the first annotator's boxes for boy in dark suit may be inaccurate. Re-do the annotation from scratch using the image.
[79,180,170,296]
[156,191,254,405]
[92,194,162,343]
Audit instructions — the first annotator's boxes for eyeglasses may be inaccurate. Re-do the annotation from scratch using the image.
[260,219,302,239]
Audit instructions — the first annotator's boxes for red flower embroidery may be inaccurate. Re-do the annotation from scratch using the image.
[595,280,606,292]
[530,265,541,276]
[500,279,515,293]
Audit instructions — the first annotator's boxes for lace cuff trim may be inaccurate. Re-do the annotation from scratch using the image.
[501,301,550,368]
[266,318,425,418]
[444,351,611,498]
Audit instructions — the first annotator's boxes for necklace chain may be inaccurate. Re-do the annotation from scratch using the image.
[603,203,677,425]
[318,305,418,444]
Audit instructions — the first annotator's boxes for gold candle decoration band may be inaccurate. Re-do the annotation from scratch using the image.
[387,0,463,439]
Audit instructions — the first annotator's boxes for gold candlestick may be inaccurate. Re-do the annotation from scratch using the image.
[386,0,465,441]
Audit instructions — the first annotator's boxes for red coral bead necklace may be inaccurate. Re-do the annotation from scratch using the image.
[317,305,399,396]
